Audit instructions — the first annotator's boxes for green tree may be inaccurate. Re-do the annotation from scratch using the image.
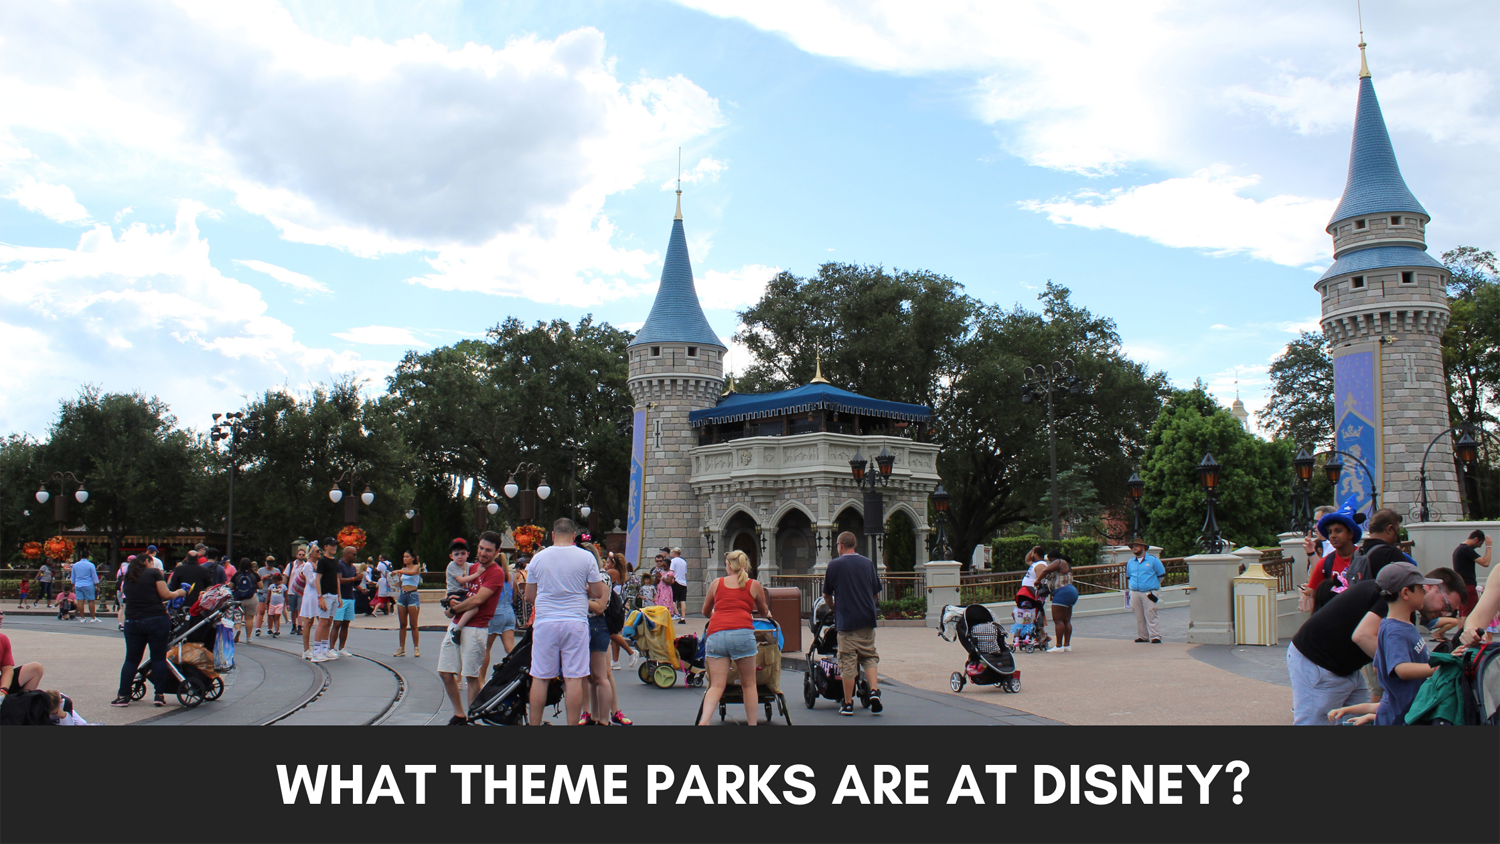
[1140,387,1292,556]
[39,388,201,566]
[1441,246,1500,519]
[1257,331,1334,449]
[0,435,47,565]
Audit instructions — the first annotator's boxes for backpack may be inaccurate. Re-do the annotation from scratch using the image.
[231,570,257,600]
[605,589,626,635]
[1342,546,1373,585]
[205,561,225,585]
[291,566,307,594]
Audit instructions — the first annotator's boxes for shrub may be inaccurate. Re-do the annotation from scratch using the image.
[991,536,1105,572]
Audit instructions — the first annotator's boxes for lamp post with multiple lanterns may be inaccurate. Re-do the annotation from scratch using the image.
[35,472,88,525]
[1021,359,1083,541]
[849,445,895,559]
[503,463,551,524]
[329,469,375,525]
[211,411,255,560]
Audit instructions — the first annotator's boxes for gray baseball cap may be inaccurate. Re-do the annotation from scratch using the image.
[1375,562,1440,595]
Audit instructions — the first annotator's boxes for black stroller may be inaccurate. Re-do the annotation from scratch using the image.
[129,585,236,707]
[467,628,563,725]
[802,598,871,709]
[937,604,1020,694]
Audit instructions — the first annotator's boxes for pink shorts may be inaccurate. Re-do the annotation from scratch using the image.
[529,620,590,680]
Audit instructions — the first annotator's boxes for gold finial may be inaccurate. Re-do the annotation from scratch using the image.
[675,146,683,220]
[1357,3,1371,78]
[810,350,831,384]
[721,373,735,396]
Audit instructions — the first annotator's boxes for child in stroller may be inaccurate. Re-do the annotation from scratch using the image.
[676,635,708,688]
[802,597,871,709]
[937,604,1020,693]
[467,627,563,725]
[1010,605,1045,652]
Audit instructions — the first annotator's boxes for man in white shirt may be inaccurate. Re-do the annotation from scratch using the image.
[526,518,606,726]
[669,546,689,622]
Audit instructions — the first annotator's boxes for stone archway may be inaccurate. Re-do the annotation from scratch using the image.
[834,505,868,558]
[731,531,760,580]
[776,507,814,574]
[884,509,916,572]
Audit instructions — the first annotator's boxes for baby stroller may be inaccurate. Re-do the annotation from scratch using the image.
[694,618,792,725]
[1009,606,1045,653]
[625,605,684,688]
[129,585,236,707]
[467,628,563,726]
[802,597,871,709]
[676,635,709,688]
[938,604,1020,694]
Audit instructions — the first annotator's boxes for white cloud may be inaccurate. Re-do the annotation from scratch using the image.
[1278,317,1322,335]
[5,177,91,224]
[697,263,779,310]
[332,325,426,346]
[661,156,727,190]
[1021,167,1336,267]
[234,259,331,294]
[0,202,382,435]
[0,2,725,304]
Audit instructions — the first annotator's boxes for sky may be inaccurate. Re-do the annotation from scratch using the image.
[2,0,1497,439]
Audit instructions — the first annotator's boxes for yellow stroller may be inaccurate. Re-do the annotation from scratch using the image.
[625,605,701,688]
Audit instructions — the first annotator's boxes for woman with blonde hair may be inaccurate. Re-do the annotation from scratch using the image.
[698,550,771,725]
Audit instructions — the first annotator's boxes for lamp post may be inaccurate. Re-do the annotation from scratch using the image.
[930,484,951,562]
[1290,447,1316,533]
[849,444,895,542]
[1125,471,1145,539]
[1418,427,1478,523]
[1320,449,1379,513]
[503,462,550,524]
[210,411,255,560]
[35,472,88,526]
[404,507,423,536]
[329,469,374,525]
[1021,358,1084,540]
[1197,452,1224,554]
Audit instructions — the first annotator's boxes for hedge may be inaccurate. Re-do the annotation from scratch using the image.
[990,537,1105,572]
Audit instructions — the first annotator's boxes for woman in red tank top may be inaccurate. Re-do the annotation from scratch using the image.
[698,551,771,725]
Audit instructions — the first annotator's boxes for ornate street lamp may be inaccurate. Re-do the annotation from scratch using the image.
[930,484,951,561]
[1290,447,1316,533]
[849,444,894,538]
[1125,471,1145,539]
[1419,427,1478,522]
[1021,358,1087,540]
[330,469,373,525]
[503,462,548,522]
[210,411,259,560]
[36,472,88,524]
[1197,452,1224,554]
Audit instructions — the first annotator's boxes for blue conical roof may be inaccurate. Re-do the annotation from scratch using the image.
[1327,76,1427,230]
[628,213,725,349]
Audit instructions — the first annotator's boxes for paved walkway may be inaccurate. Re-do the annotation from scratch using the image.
[6,607,1306,726]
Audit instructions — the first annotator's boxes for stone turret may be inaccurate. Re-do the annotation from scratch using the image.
[1315,41,1460,520]
[626,190,725,592]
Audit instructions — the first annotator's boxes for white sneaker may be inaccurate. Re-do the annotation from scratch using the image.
[628,655,638,668]
[311,653,329,663]
[611,660,621,671]
[324,650,339,660]
[303,649,313,660]
[1046,646,1065,653]
[1063,645,1072,652]
[340,649,353,658]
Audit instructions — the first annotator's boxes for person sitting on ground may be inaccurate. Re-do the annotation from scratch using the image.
[1,609,46,700]
[55,589,76,621]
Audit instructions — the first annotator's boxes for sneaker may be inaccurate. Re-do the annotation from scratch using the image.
[1151,639,1162,644]
[1046,645,1065,653]
[311,653,329,663]
[611,660,621,671]
[578,711,592,726]
[448,625,461,645]
[303,649,313,660]
[1134,638,1148,643]
[1063,645,1072,652]
[446,715,468,726]
[340,649,353,658]
[153,695,166,707]
[839,701,854,716]
[110,696,130,707]
[413,647,420,658]
[868,690,883,714]
[255,628,262,636]
[324,650,339,660]
[610,710,633,726]
[118,623,124,631]
[628,655,638,668]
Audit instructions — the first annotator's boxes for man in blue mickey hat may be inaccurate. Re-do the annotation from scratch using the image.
[1298,497,1364,608]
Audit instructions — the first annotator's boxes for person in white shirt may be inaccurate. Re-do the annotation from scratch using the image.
[669,547,689,622]
[526,519,606,726]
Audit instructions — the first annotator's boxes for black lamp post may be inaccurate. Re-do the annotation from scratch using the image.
[329,469,375,525]
[1420,427,1478,522]
[1290,447,1316,533]
[404,506,423,536]
[849,444,895,540]
[1021,358,1084,540]
[1125,471,1145,538]
[1197,452,1224,554]
[1320,449,1378,513]
[503,462,550,524]
[35,472,88,526]
[210,411,255,560]
[930,484,951,561]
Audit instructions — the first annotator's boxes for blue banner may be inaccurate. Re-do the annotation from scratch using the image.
[1333,349,1380,513]
[625,407,648,570]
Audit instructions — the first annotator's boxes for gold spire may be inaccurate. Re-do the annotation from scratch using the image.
[810,351,831,384]
[1358,3,1370,78]
[674,146,683,220]
[721,373,735,396]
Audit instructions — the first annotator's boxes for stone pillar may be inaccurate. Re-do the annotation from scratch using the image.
[758,525,778,579]
[1277,531,1306,577]
[1185,552,1241,645]
[813,524,833,574]
[925,560,961,624]
[914,525,930,571]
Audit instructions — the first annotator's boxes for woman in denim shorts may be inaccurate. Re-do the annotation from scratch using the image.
[698,550,771,725]
[479,555,517,681]
[393,550,423,658]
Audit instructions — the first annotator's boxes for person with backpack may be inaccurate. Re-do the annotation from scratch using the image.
[582,545,633,725]
[1298,498,1364,612]
[230,559,261,644]
[1345,508,1412,586]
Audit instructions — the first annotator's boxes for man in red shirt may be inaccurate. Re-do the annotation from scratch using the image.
[436,530,507,725]
[1300,497,1364,609]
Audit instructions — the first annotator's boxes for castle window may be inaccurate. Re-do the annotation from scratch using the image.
[1390,216,1402,226]
[1351,276,1365,289]
[687,346,697,357]
[1354,219,1366,230]
[650,346,661,357]
[1400,271,1414,285]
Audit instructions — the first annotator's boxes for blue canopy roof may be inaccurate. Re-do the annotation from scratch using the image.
[1328,76,1427,229]
[688,382,931,428]
[1318,245,1445,282]
[628,215,725,349]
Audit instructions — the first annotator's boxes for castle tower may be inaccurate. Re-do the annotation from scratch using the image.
[1315,40,1460,520]
[626,189,725,591]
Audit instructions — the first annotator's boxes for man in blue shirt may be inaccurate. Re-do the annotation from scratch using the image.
[822,532,883,716]
[1125,538,1165,643]
[70,552,101,623]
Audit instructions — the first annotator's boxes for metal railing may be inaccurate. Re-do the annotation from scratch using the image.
[958,557,1192,606]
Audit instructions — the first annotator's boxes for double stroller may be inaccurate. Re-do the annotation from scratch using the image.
[129,584,238,708]
[802,598,871,709]
[937,604,1021,694]
[467,627,564,726]
[625,605,706,688]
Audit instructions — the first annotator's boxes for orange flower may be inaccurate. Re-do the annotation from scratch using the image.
[336,525,368,550]
[22,541,43,559]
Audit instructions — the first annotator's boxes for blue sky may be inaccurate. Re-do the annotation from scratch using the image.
[3,1,1497,438]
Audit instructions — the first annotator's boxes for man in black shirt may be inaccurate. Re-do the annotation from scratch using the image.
[1452,530,1492,616]
[1356,509,1411,581]
[167,557,215,601]
[310,540,342,663]
[822,531,883,717]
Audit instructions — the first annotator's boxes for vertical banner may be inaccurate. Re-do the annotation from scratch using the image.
[1332,346,1381,513]
[625,406,648,569]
